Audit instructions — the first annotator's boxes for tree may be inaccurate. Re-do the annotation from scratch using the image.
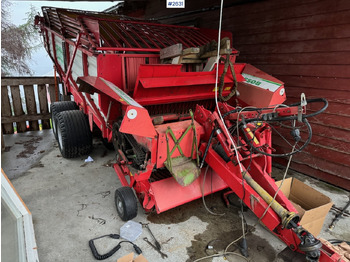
[1,0,39,76]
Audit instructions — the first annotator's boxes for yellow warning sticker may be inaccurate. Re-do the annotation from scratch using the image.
[212,86,231,92]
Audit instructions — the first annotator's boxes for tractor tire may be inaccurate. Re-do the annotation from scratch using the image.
[51,101,78,140]
[56,110,92,158]
[115,187,138,221]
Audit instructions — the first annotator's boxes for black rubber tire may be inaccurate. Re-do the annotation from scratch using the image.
[51,101,78,140]
[56,110,93,158]
[115,187,138,221]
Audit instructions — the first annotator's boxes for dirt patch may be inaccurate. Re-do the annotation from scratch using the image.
[147,190,238,224]
[147,190,278,261]
[4,146,12,152]
[102,159,115,167]
[148,191,257,260]
[16,136,43,158]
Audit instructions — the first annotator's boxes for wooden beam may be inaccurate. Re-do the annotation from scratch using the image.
[200,48,232,59]
[160,43,183,60]
[10,86,27,133]
[47,84,57,104]
[1,86,14,134]
[1,77,56,86]
[181,59,204,64]
[1,113,51,124]
[23,85,39,131]
[182,47,200,56]
[38,84,51,129]
[203,57,217,72]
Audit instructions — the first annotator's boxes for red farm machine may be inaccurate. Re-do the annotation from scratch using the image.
[35,7,341,262]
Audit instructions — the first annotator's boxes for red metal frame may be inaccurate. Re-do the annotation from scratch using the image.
[35,7,343,262]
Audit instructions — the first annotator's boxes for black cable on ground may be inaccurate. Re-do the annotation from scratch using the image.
[89,235,142,260]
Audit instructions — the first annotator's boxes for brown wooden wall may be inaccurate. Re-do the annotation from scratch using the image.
[130,0,350,190]
[1,77,58,134]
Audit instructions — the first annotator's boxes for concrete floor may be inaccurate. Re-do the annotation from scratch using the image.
[1,130,349,262]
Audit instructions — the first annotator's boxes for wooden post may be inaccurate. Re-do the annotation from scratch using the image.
[10,86,27,133]
[1,86,14,134]
[37,84,51,129]
[47,84,56,105]
[23,85,39,131]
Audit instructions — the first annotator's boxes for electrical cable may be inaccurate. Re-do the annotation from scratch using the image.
[235,106,258,144]
[224,137,297,256]
[193,251,249,262]
[88,235,142,260]
[241,118,312,157]
[212,2,249,258]
[201,165,225,216]
[257,142,296,225]
[223,98,328,122]
[244,98,328,123]
[214,0,243,173]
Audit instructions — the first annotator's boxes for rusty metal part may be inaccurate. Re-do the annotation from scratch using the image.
[143,237,168,259]
[140,222,161,251]
[329,199,350,230]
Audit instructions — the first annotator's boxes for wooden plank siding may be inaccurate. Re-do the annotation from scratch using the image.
[1,77,58,134]
[135,0,350,189]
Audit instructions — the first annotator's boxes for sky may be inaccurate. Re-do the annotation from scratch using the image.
[7,0,120,76]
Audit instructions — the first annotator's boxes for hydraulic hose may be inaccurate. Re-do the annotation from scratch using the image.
[242,118,313,157]
[289,98,328,118]
[244,98,328,123]
[223,98,328,122]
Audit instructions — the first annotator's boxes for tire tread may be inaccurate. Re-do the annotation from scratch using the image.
[56,110,92,158]
[115,187,138,221]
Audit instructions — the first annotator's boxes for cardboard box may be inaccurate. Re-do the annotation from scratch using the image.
[117,253,148,262]
[275,178,333,236]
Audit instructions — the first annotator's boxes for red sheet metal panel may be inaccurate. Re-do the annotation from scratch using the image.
[135,0,350,189]
[150,168,228,214]
[132,63,245,105]
[155,119,204,168]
